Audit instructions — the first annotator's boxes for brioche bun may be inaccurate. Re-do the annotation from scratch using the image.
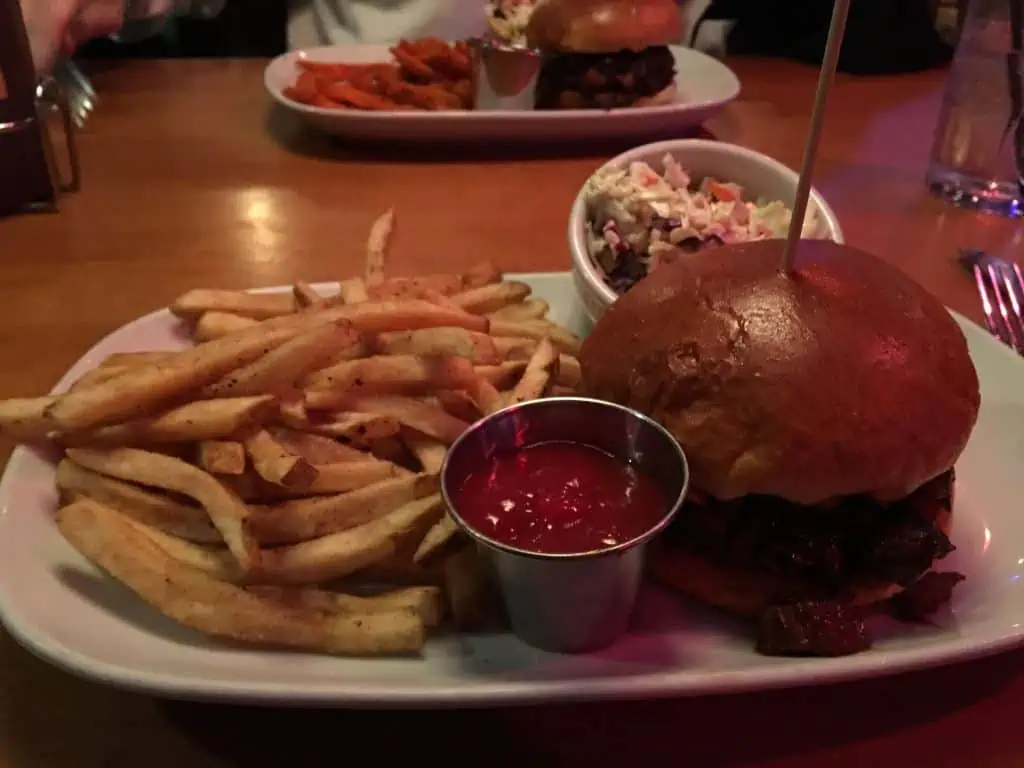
[525,0,683,53]
[579,239,980,506]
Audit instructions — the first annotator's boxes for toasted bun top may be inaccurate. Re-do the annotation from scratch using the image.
[579,240,981,505]
[525,0,682,53]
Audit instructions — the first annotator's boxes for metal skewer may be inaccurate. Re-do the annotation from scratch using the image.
[779,0,853,274]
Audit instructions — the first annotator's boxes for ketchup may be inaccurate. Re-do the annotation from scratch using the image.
[450,441,668,555]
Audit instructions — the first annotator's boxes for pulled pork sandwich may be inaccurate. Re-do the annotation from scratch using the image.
[579,239,980,656]
[524,0,682,109]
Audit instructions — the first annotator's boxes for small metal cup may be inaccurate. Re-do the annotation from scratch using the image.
[469,38,543,111]
[441,397,689,653]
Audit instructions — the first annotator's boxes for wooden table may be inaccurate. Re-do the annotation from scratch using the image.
[1,57,1021,767]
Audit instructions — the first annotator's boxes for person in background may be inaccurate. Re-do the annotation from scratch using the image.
[19,0,126,73]
[287,0,490,49]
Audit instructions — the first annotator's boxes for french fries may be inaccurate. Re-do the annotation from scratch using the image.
[244,429,318,489]
[0,396,58,439]
[365,209,394,287]
[451,281,531,314]
[401,428,448,474]
[58,498,425,655]
[58,396,277,447]
[65,447,259,572]
[0,209,584,657]
[305,394,469,444]
[304,354,477,394]
[257,494,444,584]
[292,280,324,309]
[374,328,499,363]
[508,338,559,405]
[203,323,357,397]
[171,290,296,320]
[55,459,221,543]
[248,473,438,544]
[196,440,247,475]
[194,311,259,341]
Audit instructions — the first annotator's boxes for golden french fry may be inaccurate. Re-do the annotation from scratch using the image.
[466,376,505,415]
[288,460,410,494]
[365,208,394,287]
[244,429,318,489]
[102,352,174,368]
[0,396,58,439]
[248,585,443,627]
[368,261,499,299]
[55,458,221,543]
[369,275,462,299]
[450,281,531,314]
[301,412,401,443]
[375,328,499,363]
[473,360,528,389]
[203,323,357,398]
[194,311,260,341]
[433,393,479,424]
[490,319,581,355]
[558,354,582,388]
[68,366,134,393]
[193,299,484,345]
[127,516,244,583]
[64,447,258,571]
[292,280,324,309]
[57,498,424,655]
[305,393,469,444]
[508,338,559,405]
[330,300,488,335]
[418,288,461,309]
[248,473,438,544]
[267,427,368,464]
[400,428,448,474]
[463,261,502,288]
[171,289,296,321]
[487,298,550,322]
[493,336,537,360]
[304,354,478,395]
[45,319,324,431]
[197,440,247,475]
[337,278,369,304]
[256,493,445,584]
[58,396,278,447]
[413,514,462,564]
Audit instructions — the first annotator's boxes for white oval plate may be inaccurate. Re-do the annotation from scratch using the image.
[264,45,741,142]
[0,272,1022,708]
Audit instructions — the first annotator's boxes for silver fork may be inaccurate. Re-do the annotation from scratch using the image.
[50,59,96,127]
[973,260,1024,354]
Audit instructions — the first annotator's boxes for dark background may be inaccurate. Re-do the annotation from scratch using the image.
[77,0,288,59]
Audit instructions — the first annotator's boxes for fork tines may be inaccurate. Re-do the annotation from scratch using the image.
[974,261,1024,354]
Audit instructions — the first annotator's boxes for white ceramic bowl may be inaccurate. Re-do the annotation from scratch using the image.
[568,140,845,324]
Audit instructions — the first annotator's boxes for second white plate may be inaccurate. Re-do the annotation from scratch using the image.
[264,45,741,142]
[1,273,1023,708]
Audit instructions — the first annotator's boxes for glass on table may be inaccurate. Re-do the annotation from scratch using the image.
[926,0,1024,218]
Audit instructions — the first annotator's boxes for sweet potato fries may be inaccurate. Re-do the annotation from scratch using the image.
[284,39,474,112]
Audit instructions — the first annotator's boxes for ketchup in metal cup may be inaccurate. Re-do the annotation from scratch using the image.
[449,440,668,555]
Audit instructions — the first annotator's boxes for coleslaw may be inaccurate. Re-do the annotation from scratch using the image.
[583,154,824,293]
